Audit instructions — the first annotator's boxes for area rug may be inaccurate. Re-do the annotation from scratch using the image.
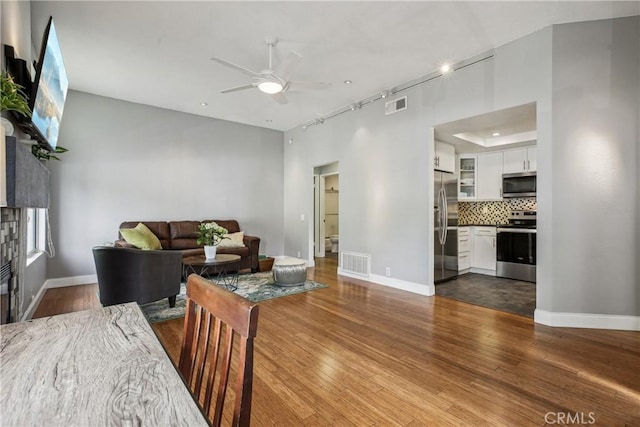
[140,272,328,323]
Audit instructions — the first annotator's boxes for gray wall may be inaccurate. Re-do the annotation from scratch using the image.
[283,17,640,319]
[48,91,284,278]
[284,25,550,289]
[549,16,639,315]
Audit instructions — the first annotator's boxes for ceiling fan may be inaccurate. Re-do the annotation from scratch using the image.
[211,37,330,104]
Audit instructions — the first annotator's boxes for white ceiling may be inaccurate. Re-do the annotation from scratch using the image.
[30,1,640,132]
[435,102,538,153]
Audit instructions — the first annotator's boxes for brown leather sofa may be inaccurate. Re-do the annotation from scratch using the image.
[117,220,261,273]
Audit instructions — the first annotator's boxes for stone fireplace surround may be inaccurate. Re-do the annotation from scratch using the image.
[2,135,50,323]
[1,207,23,323]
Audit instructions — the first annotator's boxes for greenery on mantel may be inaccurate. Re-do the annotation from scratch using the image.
[0,71,31,117]
[2,70,69,161]
[31,144,68,161]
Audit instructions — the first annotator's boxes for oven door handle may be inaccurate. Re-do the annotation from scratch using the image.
[497,228,537,233]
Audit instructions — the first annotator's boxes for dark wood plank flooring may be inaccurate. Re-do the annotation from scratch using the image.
[32,257,640,426]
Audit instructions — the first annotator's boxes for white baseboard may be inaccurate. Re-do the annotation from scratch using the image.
[21,282,49,321]
[45,274,98,289]
[338,269,433,296]
[535,309,640,331]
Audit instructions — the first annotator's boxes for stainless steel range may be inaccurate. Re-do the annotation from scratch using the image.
[496,210,536,282]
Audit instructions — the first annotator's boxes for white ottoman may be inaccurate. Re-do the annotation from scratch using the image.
[272,257,307,287]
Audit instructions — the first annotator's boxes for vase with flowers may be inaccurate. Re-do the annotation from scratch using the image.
[196,222,229,259]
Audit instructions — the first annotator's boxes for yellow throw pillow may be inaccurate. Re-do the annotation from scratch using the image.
[119,223,162,250]
[218,231,245,248]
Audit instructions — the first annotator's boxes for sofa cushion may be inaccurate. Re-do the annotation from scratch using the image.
[218,231,245,248]
[170,220,242,250]
[119,221,170,249]
[169,221,200,250]
[119,223,163,250]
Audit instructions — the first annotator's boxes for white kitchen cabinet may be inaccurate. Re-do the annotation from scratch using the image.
[471,226,496,275]
[527,147,537,171]
[434,141,455,174]
[476,152,503,200]
[458,155,476,199]
[503,146,537,173]
[458,227,471,272]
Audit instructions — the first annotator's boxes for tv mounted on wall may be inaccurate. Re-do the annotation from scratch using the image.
[29,16,68,152]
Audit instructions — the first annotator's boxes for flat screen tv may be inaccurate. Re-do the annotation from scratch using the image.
[30,17,68,151]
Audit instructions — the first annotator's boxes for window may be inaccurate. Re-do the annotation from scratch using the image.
[26,208,46,256]
[26,208,37,255]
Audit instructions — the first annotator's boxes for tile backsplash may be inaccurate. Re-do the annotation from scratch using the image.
[459,198,537,225]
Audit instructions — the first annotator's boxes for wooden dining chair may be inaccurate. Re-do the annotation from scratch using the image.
[179,274,259,427]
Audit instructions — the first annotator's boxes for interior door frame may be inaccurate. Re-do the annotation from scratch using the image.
[313,174,324,258]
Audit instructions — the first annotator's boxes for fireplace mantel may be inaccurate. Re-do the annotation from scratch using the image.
[3,136,50,208]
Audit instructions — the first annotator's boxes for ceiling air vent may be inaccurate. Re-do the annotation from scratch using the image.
[385,96,407,115]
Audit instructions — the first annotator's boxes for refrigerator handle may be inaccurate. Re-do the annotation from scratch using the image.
[437,187,443,245]
[442,187,448,243]
[438,187,447,245]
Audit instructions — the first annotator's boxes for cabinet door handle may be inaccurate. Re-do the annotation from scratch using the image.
[492,238,496,248]
[523,160,526,170]
[527,159,530,170]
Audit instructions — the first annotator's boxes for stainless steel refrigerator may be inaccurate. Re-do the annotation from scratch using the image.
[434,171,458,283]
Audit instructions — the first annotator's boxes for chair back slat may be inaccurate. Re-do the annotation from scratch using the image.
[211,324,234,424]
[179,274,259,427]
[204,318,223,411]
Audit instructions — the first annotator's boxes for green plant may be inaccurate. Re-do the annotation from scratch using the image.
[31,144,68,161]
[0,71,31,117]
[196,222,229,246]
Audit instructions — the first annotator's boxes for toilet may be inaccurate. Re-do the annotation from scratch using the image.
[329,235,339,253]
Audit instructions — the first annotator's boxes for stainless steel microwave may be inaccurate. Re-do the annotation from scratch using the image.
[502,172,536,198]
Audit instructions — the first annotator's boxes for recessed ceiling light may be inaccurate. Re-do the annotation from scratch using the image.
[344,80,352,84]
[200,102,208,106]
[440,64,451,74]
[492,132,501,136]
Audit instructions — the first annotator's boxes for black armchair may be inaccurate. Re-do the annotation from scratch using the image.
[92,246,182,307]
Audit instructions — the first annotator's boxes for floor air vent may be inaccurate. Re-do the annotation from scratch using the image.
[340,251,371,277]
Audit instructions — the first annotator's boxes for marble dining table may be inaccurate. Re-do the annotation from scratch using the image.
[0,302,208,426]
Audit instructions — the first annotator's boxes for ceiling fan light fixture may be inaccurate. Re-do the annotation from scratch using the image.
[258,81,283,94]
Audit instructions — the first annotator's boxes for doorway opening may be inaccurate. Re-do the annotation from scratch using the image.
[313,162,339,259]
[432,102,538,318]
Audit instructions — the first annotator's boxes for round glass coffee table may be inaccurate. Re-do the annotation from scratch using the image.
[182,254,241,291]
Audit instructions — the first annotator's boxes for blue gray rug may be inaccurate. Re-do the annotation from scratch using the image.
[140,272,328,323]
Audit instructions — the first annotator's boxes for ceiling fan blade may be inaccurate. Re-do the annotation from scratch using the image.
[268,91,288,104]
[276,51,302,81]
[287,81,331,91]
[211,57,261,78]
[220,83,256,93]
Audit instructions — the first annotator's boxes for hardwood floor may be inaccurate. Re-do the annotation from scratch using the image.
[33,257,639,426]
[32,283,101,318]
